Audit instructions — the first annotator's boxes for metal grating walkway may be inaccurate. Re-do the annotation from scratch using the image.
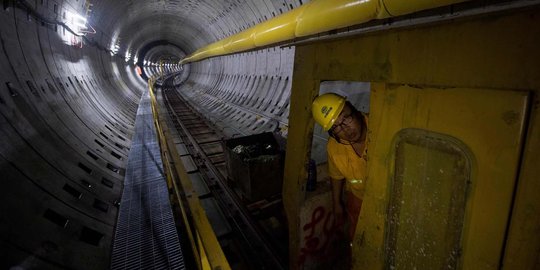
[111,91,185,269]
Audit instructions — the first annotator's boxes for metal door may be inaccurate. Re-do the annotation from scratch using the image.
[355,84,529,270]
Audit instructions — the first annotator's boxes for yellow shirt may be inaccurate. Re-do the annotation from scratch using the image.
[327,116,368,200]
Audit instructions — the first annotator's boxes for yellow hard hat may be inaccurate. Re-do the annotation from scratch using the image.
[312,93,346,131]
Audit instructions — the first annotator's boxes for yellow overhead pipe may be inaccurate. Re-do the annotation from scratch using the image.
[180,0,468,64]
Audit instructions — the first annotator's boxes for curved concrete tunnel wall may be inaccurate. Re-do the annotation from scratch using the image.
[0,2,144,270]
[0,0,303,268]
[179,47,295,138]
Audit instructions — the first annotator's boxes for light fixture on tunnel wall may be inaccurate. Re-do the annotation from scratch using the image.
[62,10,95,48]
[125,51,131,63]
[69,12,87,29]
[110,43,120,56]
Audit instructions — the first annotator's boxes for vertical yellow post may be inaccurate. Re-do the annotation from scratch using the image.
[283,46,319,270]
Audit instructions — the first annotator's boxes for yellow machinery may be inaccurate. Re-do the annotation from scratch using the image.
[284,5,540,270]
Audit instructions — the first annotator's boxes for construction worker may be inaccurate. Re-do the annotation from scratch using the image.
[312,93,368,242]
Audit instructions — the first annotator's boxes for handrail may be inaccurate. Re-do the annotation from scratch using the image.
[180,0,468,64]
[147,76,231,270]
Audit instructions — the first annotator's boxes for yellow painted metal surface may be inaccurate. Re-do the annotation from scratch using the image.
[286,7,540,270]
[379,0,468,18]
[295,0,378,37]
[355,85,528,269]
[180,0,469,64]
[200,40,227,59]
[253,6,306,47]
[504,111,540,269]
[284,50,319,270]
[197,233,212,270]
[223,29,256,53]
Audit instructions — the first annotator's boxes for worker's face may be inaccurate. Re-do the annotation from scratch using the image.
[330,104,362,142]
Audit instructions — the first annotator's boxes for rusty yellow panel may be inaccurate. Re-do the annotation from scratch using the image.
[304,9,540,90]
[355,84,529,269]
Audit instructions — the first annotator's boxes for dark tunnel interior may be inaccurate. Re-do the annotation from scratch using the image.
[1,0,540,269]
[0,0,298,268]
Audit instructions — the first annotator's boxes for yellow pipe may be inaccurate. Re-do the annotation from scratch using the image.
[253,5,307,47]
[204,39,227,57]
[295,0,379,37]
[223,28,256,53]
[179,0,469,64]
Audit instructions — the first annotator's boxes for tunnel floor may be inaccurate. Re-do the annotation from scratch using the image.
[110,91,185,269]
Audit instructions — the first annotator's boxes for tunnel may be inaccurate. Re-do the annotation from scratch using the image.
[1,0,540,269]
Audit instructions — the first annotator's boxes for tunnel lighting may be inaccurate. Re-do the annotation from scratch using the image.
[57,10,93,46]
[111,48,119,55]
[73,21,87,28]
[65,11,89,35]
[71,12,87,23]
[110,39,120,56]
